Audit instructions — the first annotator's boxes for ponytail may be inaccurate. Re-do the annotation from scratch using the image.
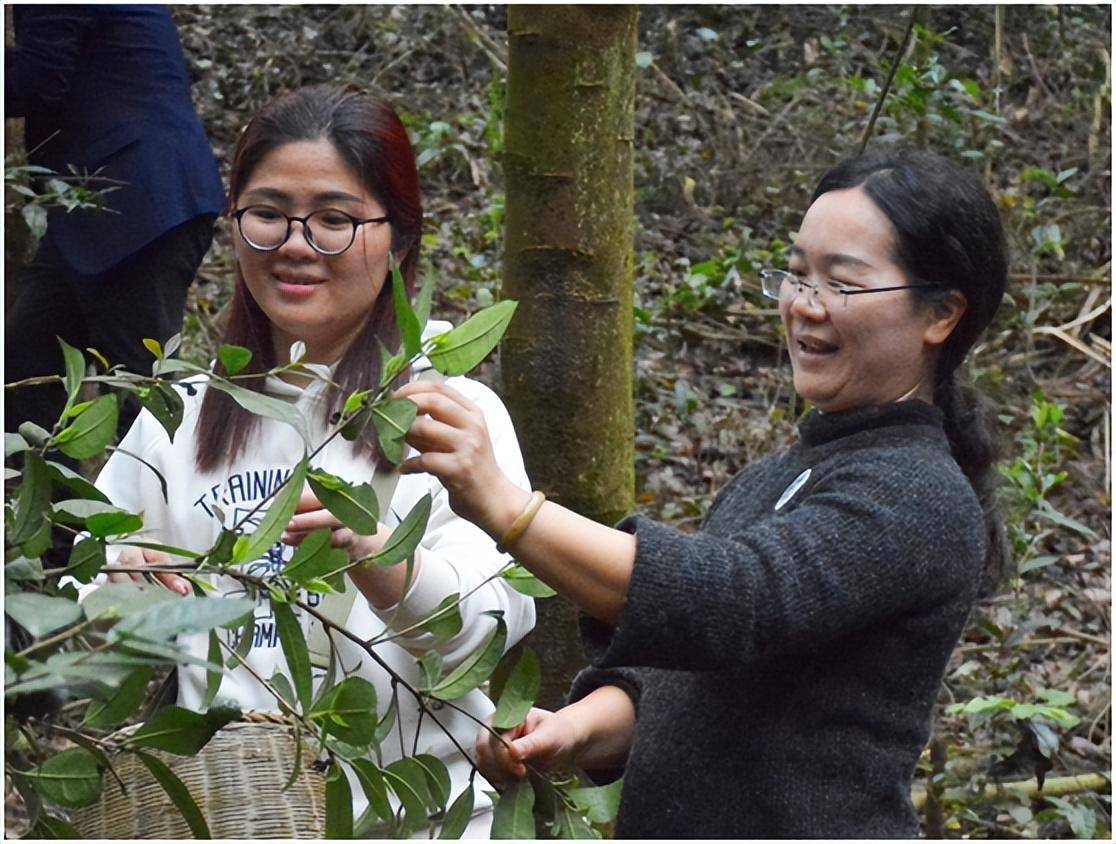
[933,372,1009,595]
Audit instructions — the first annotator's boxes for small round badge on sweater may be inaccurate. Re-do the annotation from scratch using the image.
[774,468,811,511]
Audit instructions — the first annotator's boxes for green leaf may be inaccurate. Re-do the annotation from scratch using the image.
[81,581,178,623]
[206,378,311,446]
[106,444,168,503]
[368,494,430,568]
[59,337,86,407]
[502,564,557,598]
[232,457,308,564]
[227,610,256,669]
[26,748,103,809]
[112,596,254,641]
[415,273,435,329]
[5,432,30,456]
[5,593,82,638]
[51,394,118,459]
[142,338,164,360]
[10,451,51,545]
[373,695,398,747]
[20,518,52,559]
[27,813,81,840]
[6,556,44,582]
[272,601,312,714]
[64,538,106,583]
[83,666,153,728]
[218,344,253,376]
[309,677,378,747]
[282,528,349,586]
[351,758,393,824]
[392,260,423,358]
[86,510,143,538]
[419,594,464,641]
[325,760,354,839]
[438,785,476,839]
[413,754,451,813]
[127,703,240,755]
[51,497,121,522]
[46,459,110,504]
[202,631,223,710]
[490,778,535,839]
[491,648,540,729]
[426,300,517,377]
[418,651,444,690]
[429,613,507,701]
[384,758,433,835]
[308,469,379,534]
[372,398,418,465]
[137,383,184,443]
[567,778,624,823]
[134,750,211,838]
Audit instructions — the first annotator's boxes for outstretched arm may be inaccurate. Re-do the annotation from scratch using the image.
[395,380,635,625]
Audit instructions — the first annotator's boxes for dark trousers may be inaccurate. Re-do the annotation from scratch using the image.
[5,215,215,444]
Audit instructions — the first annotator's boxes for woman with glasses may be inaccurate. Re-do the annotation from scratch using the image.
[84,84,534,836]
[396,150,1009,837]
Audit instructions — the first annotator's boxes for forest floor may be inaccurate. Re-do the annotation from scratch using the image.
[6,5,1110,839]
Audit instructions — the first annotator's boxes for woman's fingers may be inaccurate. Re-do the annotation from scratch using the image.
[405,415,466,454]
[107,548,190,595]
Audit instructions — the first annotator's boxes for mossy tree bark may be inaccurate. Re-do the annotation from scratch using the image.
[501,6,637,709]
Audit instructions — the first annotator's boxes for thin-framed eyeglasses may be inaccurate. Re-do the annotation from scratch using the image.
[759,268,937,310]
[233,205,390,256]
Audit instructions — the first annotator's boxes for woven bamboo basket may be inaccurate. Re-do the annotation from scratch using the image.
[68,713,327,839]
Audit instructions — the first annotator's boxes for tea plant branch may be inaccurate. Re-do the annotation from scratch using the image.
[858,5,919,156]
[14,617,100,659]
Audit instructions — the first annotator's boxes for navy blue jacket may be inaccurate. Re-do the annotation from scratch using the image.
[6,5,225,274]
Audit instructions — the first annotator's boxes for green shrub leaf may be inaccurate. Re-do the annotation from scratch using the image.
[490,778,535,839]
[232,457,307,564]
[52,394,118,459]
[5,593,82,638]
[206,378,311,445]
[127,703,240,755]
[308,469,379,534]
[137,383,184,443]
[429,613,507,701]
[368,494,430,568]
[501,565,557,598]
[283,528,348,586]
[10,451,51,545]
[438,785,475,839]
[27,748,103,809]
[112,596,254,642]
[491,647,540,729]
[418,594,463,641]
[325,760,354,839]
[272,600,312,714]
[217,344,252,377]
[391,260,423,359]
[134,750,211,838]
[426,300,517,377]
[85,510,143,538]
[83,666,154,728]
[309,677,378,747]
[372,398,418,465]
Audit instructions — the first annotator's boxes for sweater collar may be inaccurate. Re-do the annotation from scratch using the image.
[797,399,944,448]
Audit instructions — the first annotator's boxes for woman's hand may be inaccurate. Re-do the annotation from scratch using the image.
[395,380,528,539]
[105,546,191,596]
[475,686,636,789]
[283,488,417,609]
[475,707,583,788]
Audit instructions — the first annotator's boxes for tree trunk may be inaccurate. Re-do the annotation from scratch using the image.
[501,6,638,709]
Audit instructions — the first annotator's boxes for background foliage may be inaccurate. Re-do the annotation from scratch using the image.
[6,4,1111,839]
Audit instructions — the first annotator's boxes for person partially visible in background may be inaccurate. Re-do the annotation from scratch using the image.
[5,4,224,444]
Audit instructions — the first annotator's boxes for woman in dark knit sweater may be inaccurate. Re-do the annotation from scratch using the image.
[396,151,1008,838]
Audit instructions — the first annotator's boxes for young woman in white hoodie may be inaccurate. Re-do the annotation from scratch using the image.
[86,84,534,835]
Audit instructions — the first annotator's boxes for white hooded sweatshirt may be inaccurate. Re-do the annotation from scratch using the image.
[83,321,535,832]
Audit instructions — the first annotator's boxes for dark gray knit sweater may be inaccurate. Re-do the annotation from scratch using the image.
[569,400,984,839]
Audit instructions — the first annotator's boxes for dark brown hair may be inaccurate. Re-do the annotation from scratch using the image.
[195,84,422,472]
